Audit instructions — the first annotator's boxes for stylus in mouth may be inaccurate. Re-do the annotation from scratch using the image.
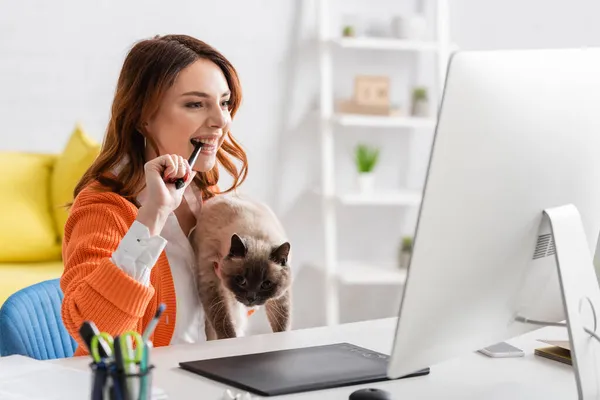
[174,139,203,190]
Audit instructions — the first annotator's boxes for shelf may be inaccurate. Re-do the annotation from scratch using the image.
[330,37,439,52]
[337,261,407,285]
[316,0,452,326]
[339,190,422,206]
[311,188,423,206]
[333,113,437,129]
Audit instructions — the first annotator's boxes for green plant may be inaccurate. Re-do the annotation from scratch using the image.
[342,25,355,37]
[401,236,413,252]
[355,144,379,173]
[412,86,428,102]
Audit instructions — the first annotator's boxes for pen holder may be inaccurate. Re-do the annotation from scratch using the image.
[90,361,155,400]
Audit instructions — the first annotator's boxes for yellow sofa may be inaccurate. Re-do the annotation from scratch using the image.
[0,125,100,305]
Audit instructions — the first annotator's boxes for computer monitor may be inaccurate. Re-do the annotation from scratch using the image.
[177,48,600,398]
[388,48,600,387]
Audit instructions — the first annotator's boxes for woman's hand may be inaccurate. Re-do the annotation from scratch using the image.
[136,154,196,236]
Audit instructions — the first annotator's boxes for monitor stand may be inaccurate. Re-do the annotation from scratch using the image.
[520,204,600,400]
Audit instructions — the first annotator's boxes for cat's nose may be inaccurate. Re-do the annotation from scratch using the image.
[246,293,257,303]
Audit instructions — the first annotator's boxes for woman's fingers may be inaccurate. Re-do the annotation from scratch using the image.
[177,155,188,181]
[144,154,193,185]
[162,155,188,182]
[163,155,178,181]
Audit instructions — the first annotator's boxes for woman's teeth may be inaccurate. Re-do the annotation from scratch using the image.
[191,138,218,154]
[196,138,219,146]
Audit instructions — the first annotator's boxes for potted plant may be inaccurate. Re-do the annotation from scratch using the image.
[411,86,429,117]
[398,236,413,269]
[342,25,355,37]
[355,143,379,193]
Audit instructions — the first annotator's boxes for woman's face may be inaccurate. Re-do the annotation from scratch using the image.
[144,58,232,172]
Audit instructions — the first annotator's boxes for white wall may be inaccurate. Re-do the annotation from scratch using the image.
[0,0,302,206]
[2,0,600,329]
[450,0,600,51]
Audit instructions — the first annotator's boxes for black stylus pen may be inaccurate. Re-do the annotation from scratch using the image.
[79,321,111,359]
[174,140,203,190]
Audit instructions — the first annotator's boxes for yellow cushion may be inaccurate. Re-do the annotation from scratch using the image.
[0,261,64,306]
[0,153,62,262]
[51,124,100,239]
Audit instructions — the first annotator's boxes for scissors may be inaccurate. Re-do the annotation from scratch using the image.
[118,331,144,367]
[116,331,144,400]
[90,332,114,363]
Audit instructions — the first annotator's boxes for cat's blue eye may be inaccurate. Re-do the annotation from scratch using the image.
[261,280,272,290]
[235,275,246,286]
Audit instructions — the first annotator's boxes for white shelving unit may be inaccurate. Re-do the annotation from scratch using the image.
[333,113,437,129]
[317,0,452,326]
[332,37,439,52]
[312,188,422,206]
[339,190,422,206]
[337,261,408,285]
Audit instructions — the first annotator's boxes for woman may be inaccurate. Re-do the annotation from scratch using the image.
[60,34,248,356]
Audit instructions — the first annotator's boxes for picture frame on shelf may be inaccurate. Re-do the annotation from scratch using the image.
[355,75,390,107]
[336,75,402,116]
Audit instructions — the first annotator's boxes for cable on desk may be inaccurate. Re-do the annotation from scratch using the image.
[515,295,600,343]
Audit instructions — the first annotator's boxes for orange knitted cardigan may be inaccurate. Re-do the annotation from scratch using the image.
[61,181,197,357]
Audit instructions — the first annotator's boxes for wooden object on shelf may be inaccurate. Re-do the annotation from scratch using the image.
[336,75,401,116]
[354,75,390,107]
[336,99,402,116]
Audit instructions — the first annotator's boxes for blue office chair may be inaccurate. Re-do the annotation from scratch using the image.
[0,278,77,359]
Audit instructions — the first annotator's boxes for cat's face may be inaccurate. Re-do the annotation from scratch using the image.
[219,234,291,307]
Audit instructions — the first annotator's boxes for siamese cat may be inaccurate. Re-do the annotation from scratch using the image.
[191,193,292,340]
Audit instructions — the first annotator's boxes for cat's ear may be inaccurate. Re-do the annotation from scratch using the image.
[228,234,247,258]
[270,242,291,266]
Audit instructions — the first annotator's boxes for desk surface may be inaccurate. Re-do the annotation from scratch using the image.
[45,318,576,399]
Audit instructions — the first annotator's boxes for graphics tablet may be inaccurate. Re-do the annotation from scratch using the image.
[179,343,430,396]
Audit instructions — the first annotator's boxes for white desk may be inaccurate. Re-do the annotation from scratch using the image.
[38,317,577,399]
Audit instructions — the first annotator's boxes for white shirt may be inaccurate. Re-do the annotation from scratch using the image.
[110,185,206,344]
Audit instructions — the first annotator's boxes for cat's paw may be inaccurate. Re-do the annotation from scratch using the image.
[216,330,237,340]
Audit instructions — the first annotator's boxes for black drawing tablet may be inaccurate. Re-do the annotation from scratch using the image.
[179,343,430,396]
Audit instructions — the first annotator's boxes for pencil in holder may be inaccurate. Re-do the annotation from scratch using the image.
[89,360,155,400]
[85,328,159,400]
[111,364,155,400]
[90,360,111,400]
